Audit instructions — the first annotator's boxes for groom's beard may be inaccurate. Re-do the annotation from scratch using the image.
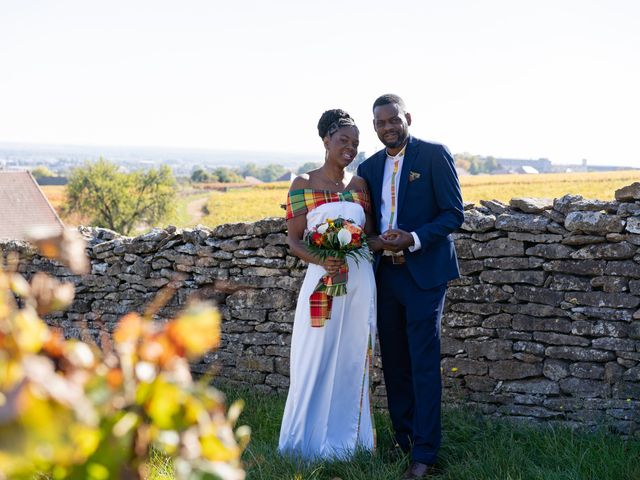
[382,133,408,149]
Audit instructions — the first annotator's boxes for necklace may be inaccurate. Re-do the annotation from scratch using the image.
[322,170,343,186]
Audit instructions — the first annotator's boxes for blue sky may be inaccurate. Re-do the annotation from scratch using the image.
[1,0,639,166]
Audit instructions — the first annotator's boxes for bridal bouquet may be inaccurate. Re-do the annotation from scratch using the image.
[304,217,372,327]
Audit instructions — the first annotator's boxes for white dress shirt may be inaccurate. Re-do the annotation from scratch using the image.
[380,149,421,252]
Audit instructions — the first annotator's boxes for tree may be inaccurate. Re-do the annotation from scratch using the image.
[66,158,177,235]
[212,167,243,183]
[259,163,287,182]
[297,161,322,175]
[191,167,212,183]
[30,165,55,180]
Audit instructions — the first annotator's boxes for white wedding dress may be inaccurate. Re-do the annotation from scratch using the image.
[278,198,377,460]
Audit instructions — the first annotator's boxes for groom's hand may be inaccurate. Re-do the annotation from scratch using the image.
[367,235,384,253]
[380,229,414,252]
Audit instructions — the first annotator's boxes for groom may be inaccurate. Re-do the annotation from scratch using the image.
[357,94,464,479]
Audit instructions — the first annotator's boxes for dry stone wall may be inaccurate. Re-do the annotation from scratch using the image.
[3,183,640,434]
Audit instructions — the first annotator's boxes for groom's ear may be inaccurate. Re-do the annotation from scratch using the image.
[405,112,412,126]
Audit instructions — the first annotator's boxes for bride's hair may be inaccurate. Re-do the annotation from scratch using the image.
[317,109,358,139]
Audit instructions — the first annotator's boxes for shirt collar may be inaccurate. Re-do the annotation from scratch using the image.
[386,144,407,160]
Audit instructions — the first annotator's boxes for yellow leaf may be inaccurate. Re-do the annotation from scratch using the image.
[167,302,221,359]
[113,313,143,345]
[12,307,49,353]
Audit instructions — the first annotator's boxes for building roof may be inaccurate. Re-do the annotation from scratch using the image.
[519,166,540,174]
[0,171,64,241]
[275,171,296,182]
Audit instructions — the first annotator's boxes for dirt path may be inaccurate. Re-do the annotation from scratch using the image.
[186,195,209,224]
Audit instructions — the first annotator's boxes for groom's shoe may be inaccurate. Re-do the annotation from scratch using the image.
[401,461,442,479]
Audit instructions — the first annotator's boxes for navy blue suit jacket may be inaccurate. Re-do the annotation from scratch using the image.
[357,136,464,290]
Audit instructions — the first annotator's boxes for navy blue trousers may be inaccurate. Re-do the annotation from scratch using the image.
[376,262,446,465]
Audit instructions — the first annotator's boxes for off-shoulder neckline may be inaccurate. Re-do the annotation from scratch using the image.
[288,188,367,195]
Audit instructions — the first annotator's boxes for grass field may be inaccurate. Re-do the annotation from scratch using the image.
[199,170,640,227]
[145,386,640,480]
[460,170,640,205]
[42,170,640,231]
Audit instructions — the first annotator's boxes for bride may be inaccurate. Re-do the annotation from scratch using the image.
[278,109,380,460]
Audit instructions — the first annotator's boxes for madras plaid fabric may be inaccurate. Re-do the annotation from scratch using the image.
[286,189,371,220]
[356,334,376,447]
[387,145,406,230]
[309,263,348,327]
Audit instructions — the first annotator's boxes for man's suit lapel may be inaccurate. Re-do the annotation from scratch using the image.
[370,151,386,231]
[397,136,418,215]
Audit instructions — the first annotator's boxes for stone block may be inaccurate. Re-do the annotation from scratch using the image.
[591,337,637,351]
[514,341,546,356]
[604,260,640,278]
[545,346,615,362]
[510,197,553,214]
[450,302,503,315]
[569,362,605,380]
[441,358,488,376]
[512,314,572,333]
[513,286,564,306]
[590,276,629,293]
[447,285,512,302]
[480,270,546,286]
[489,361,542,380]
[559,378,610,398]
[465,339,514,360]
[615,182,640,202]
[533,331,590,346]
[443,312,483,327]
[571,320,629,338]
[495,213,550,233]
[526,244,575,259]
[464,375,497,392]
[508,232,563,244]
[501,379,560,395]
[461,209,496,232]
[543,359,570,381]
[564,211,624,234]
[562,235,607,246]
[571,242,637,260]
[543,260,606,276]
[548,274,593,292]
[564,291,639,309]
[458,260,484,275]
[482,313,512,329]
[471,238,524,259]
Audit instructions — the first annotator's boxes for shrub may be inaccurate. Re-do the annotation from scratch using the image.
[0,228,248,479]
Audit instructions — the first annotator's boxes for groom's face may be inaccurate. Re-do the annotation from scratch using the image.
[373,103,411,149]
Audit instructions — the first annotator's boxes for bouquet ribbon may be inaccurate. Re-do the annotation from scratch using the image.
[309,263,349,327]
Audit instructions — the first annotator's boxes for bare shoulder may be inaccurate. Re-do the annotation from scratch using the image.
[290,174,311,191]
[349,175,369,192]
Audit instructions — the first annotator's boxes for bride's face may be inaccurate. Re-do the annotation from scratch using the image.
[324,126,359,169]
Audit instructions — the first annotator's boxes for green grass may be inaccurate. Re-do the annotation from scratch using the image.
[163,191,211,228]
[215,387,640,480]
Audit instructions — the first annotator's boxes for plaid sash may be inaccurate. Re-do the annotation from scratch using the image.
[309,263,349,327]
[285,189,371,219]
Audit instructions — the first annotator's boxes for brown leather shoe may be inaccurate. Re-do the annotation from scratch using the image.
[401,461,442,479]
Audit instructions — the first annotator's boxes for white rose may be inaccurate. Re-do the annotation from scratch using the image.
[337,228,352,247]
[317,223,329,234]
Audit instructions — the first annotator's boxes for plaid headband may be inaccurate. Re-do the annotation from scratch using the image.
[326,117,357,137]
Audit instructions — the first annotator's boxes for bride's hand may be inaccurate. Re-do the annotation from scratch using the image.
[322,256,344,275]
